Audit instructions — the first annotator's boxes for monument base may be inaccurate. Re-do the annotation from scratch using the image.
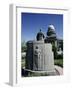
[22,66,62,77]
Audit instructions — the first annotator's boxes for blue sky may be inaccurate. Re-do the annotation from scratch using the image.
[21,13,63,42]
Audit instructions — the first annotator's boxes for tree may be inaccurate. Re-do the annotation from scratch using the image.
[21,40,27,52]
[52,42,57,59]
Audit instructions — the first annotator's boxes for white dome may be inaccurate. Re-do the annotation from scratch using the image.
[48,25,55,31]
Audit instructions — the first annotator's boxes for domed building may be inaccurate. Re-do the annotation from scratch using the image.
[45,24,63,59]
[45,25,57,48]
[47,25,56,38]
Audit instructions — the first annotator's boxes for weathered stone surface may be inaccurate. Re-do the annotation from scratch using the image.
[26,39,55,75]
[44,44,54,71]
[26,41,33,70]
[33,41,44,71]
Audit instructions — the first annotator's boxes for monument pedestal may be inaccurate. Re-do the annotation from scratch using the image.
[22,67,61,77]
[25,40,56,76]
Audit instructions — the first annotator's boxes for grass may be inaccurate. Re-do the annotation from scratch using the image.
[54,59,63,67]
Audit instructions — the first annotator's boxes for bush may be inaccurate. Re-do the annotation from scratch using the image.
[21,46,27,52]
[57,54,63,59]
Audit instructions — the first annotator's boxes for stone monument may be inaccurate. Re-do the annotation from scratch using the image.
[25,29,55,75]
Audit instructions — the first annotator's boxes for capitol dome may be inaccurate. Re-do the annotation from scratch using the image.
[48,25,55,31]
[47,24,56,37]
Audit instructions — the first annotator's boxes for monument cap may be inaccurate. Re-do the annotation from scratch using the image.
[36,29,45,41]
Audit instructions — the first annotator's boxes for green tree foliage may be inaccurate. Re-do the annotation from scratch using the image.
[52,42,57,59]
[21,40,27,52]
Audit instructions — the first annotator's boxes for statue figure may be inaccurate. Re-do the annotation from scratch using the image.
[36,29,45,41]
[34,46,41,70]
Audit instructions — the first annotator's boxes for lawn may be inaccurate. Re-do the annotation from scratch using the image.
[54,59,63,67]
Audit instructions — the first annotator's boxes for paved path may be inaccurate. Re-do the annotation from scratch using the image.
[55,65,63,75]
[22,65,63,76]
